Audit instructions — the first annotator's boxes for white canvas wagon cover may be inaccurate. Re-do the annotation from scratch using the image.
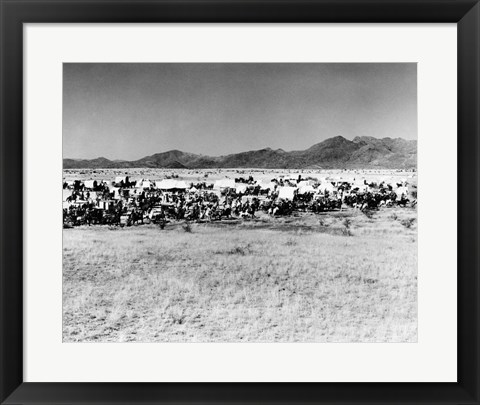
[174,181,188,189]
[115,176,128,184]
[157,179,188,190]
[298,185,315,194]
[62,189,72,201]
[278,186,296,200]
[395,186,409,199]
[84,180,96,189]
[235,184,248,193]
[318,182,336,193]
[214,179,235,189]
[139,179,154,188]
[257,181,276,190]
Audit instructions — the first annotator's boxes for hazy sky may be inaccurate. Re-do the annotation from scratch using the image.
[63,63,417,160]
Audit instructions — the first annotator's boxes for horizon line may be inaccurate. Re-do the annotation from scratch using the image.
[63,135,416,161]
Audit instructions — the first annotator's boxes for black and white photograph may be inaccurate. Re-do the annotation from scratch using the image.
[62,63,417,343]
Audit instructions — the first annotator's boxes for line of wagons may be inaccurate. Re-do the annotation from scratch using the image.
[63,203,171,228]
[63,191,412,229]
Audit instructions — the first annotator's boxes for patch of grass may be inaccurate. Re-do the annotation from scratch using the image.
[400,218,416,229]
[227,246,250,255]
[318,218,329,227]
[333,212,353,218]
[284,238,297,246]
[63,209,417,343]
[342,218,353,236]
[362,209,375,219]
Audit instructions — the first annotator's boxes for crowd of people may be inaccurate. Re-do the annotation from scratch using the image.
[62,175,416,227]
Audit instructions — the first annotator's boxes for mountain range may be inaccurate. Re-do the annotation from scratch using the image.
[63,136,417,170]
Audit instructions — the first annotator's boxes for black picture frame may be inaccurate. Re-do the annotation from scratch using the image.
[1,1,479,404]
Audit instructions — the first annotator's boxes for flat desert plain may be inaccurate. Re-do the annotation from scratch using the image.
[63,168,417,343]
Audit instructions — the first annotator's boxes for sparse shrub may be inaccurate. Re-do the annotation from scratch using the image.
[228,246,248,255]
[335,212,352,218]
[342,218,353,236]
[362,209,375,219]
[285,238,297,246]
[342,228,352,236]
[167,308,186,325]
[400,218,415,229]
[319,218,329,227]
[214,245,251,255]
[391,213,398,221]
[182,222,192,233]
[411,190,417,199]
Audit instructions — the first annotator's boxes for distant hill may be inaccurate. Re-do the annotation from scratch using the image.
[63,136,417,170]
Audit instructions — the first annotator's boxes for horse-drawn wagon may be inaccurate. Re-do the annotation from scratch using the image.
[119,209,144,227]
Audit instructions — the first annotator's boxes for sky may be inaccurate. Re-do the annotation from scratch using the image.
[63,63,417,160]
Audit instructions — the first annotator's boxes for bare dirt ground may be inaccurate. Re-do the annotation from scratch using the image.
[63,168,417,188]
[63,207,417,343]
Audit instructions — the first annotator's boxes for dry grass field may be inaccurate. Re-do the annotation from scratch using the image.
[63,207,417,343]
